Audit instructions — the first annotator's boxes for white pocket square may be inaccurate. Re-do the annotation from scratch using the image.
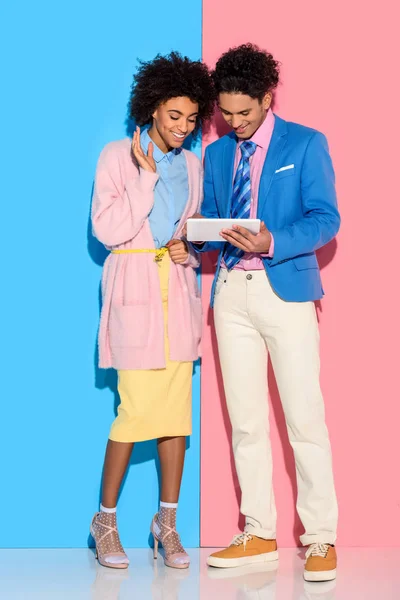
[275,164,294,173]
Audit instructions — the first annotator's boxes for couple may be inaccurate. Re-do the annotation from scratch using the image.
[90,44,340,583]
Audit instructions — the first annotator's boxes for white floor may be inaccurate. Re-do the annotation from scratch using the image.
[0,548,399,600]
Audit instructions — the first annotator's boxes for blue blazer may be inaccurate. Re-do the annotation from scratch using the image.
[197,115,341,305]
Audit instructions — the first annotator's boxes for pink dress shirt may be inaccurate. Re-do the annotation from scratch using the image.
[221,110,275,270]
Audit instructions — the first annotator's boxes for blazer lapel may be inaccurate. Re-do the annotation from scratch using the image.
[257,116,288,217]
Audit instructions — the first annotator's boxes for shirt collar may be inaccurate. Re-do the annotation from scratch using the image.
[238,109,275,150]
[141,127,181,165]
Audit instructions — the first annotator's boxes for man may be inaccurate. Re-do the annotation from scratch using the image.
[194,44,340,582]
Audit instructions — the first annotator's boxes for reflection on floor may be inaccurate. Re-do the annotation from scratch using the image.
[0,547,399,599]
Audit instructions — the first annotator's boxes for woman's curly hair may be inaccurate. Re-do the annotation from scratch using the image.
[129,52,216,133]
[212,44,280,100]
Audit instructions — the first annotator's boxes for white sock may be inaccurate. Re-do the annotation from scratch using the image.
[100,504,117,514]
[97,505,129,564]
[160,501,178,509]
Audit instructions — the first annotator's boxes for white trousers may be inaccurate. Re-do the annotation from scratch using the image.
[214,268,338,545]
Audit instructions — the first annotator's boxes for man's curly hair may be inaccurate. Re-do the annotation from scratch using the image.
[212,44,280,101]
[129,52,216,133]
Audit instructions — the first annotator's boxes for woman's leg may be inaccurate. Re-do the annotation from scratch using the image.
[91,440,133,568]
[101,440,134,507]
[154,436,189,567]
[157,436,186,502]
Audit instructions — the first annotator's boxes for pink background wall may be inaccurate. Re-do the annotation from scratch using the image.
[200,1,400,547]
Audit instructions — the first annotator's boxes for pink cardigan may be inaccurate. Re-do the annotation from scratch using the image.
[92,138,203,370]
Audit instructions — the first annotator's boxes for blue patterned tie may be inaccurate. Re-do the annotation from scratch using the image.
[224,140,257,270]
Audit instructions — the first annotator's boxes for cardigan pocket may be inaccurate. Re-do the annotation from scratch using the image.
[190,296,203,343]
[109,304,149,348]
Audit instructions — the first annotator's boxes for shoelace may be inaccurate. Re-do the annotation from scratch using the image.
[306,542,330,559]
[231,532,254,551]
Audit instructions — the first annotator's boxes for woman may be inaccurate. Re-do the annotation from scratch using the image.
[90,52,215,569]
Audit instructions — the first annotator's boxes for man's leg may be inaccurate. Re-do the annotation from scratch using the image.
[213,269,277,540]
[248,272,338,547]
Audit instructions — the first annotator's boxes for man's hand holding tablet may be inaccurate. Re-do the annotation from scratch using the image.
[185,217,272,253]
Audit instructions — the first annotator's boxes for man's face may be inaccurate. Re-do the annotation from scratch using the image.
[218,92,272,139]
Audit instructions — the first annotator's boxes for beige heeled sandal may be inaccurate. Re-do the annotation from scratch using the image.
[151,513,190,569]
[90,512,129,569]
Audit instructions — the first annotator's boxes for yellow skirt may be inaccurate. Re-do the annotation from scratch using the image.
[109,253,192,443]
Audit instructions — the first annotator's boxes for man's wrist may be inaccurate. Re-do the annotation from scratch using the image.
[259,233,274,257]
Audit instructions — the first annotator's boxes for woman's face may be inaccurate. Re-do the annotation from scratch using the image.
[151,96,199,152]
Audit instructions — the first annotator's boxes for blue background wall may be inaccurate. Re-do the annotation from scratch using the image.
[0,0,202,547]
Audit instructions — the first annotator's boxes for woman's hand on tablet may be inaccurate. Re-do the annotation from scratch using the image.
[182,213,203,240]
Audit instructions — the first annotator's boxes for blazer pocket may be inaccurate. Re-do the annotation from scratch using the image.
[293,253,319,270]
[109,304,150,348]
[273,166,296,181]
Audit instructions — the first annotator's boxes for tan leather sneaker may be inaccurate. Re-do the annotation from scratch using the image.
[207,532,278,568]
[304,543,337,582]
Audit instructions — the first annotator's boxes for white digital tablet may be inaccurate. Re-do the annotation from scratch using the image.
[186,218,261,242]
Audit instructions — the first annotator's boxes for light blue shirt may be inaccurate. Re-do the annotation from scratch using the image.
[141,128,189,248]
